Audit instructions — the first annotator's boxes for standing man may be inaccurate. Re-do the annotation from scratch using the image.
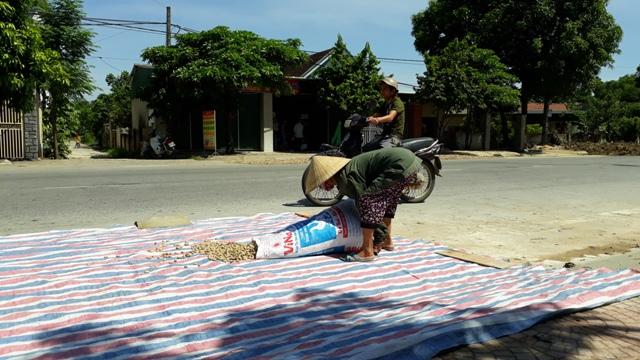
[367,76,405,148]
[292,117,305,151]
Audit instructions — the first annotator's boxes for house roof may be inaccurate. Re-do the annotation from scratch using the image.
[527,103,571,114]
[284,49,333,79]
[130,64,154,95]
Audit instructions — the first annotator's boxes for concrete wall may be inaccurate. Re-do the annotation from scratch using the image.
[23,93,42,160]
[261,93,274,152]
[131,98,147,130]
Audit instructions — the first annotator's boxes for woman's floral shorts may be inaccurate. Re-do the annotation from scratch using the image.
[358,173,417,228]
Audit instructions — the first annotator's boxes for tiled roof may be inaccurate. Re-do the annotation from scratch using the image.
[527,103,570,113]
[284,49,333,78]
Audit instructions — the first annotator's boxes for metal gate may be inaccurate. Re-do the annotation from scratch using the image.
[0,102,24,159]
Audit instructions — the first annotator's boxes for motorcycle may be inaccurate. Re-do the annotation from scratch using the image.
[142,134,176,158]
[301,113,443,206]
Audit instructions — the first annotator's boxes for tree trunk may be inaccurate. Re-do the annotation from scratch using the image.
[52,109,59,160]
[517,96,528,150]
[500,110,509,148]
[541,98,550,145]
[464,106,473,150]
[437,110,444,140]
[482,111,491,150]
[225,109,236,155]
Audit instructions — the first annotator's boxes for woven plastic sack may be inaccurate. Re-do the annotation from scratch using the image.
[254,200,362,259]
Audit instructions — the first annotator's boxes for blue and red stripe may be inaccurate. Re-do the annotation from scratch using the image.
[1,214,639,359]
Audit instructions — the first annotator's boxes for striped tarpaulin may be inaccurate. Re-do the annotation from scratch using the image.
[1,213,639,359]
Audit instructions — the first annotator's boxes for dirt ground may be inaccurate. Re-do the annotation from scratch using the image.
[566,141,640,156]
[391,209,640,267]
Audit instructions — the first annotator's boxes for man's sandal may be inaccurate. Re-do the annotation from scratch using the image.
[341,254,375,262]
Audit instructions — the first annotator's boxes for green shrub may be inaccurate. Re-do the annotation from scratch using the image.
[612,116,640,142]
[526,124,543,136]
[81,132,97,145]
[106,148,131,158]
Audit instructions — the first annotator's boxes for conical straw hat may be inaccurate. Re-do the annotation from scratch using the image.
[304,156,350,194]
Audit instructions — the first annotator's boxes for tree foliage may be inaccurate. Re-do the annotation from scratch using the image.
[39,0,94,158]
[417,38,519,142]
[0,0,62,111]
[315,35,382,117]
[418,38,519,114]
[575,75,640,142]
[141,26,307,117]
[70,72,131,147]
[103,71,132,128]
[412,0,622,145]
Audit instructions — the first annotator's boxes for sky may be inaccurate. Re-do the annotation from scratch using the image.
[83,0,639,99]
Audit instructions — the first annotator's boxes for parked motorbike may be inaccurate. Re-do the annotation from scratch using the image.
[142,135,176,158]
[301,113,443,206]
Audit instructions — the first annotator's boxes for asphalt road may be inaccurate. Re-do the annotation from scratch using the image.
[1,156,639,267]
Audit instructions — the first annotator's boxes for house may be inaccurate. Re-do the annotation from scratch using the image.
[521,103,575,145]
[273,49,333,151]
[0,92,43,160]
[406,100,574,150]
[129,64,274,154]
[128,49,337,154]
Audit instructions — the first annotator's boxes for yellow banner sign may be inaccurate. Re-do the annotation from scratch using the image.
[202,110,216,150]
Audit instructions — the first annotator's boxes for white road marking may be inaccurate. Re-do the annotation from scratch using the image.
[43,184,141,190]
[122,165,170,168]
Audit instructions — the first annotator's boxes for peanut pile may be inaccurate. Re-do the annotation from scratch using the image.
[192,240,257,262]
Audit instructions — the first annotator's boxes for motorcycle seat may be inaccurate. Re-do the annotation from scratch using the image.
[400,137,435,152]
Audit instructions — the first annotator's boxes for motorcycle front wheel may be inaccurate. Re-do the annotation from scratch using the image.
[401,160,436,203]
[301,165,344,206]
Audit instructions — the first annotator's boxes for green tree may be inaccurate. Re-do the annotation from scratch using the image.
[576,75,640,142]
[39,0,94,159]
[103,71,132,128]
[412,0,622,148]
[0,0,62,111]
[315,35,382,118]
[525,1,621,144]
[141,26,307,153]
[88,94,109,144]
[417,38,519,147]
[636,65,640,88]
[69,98,94,141]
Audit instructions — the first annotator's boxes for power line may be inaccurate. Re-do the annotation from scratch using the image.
[304,49,424,65]
[94,30,129,43]
[97,57,123,72]
[89,56,140,61]
[82,19,167,35]
[378,57,423,63]
[398,81,418,88]
[84,17,166,25]
[82,16,197,35]
[379,59,425,66]
[82,23,166,36]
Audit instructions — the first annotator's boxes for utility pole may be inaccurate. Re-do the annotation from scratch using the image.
[165,6,171,46]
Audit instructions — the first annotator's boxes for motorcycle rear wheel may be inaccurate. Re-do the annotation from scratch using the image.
[301,165,344,206]
[401,160,436,203]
